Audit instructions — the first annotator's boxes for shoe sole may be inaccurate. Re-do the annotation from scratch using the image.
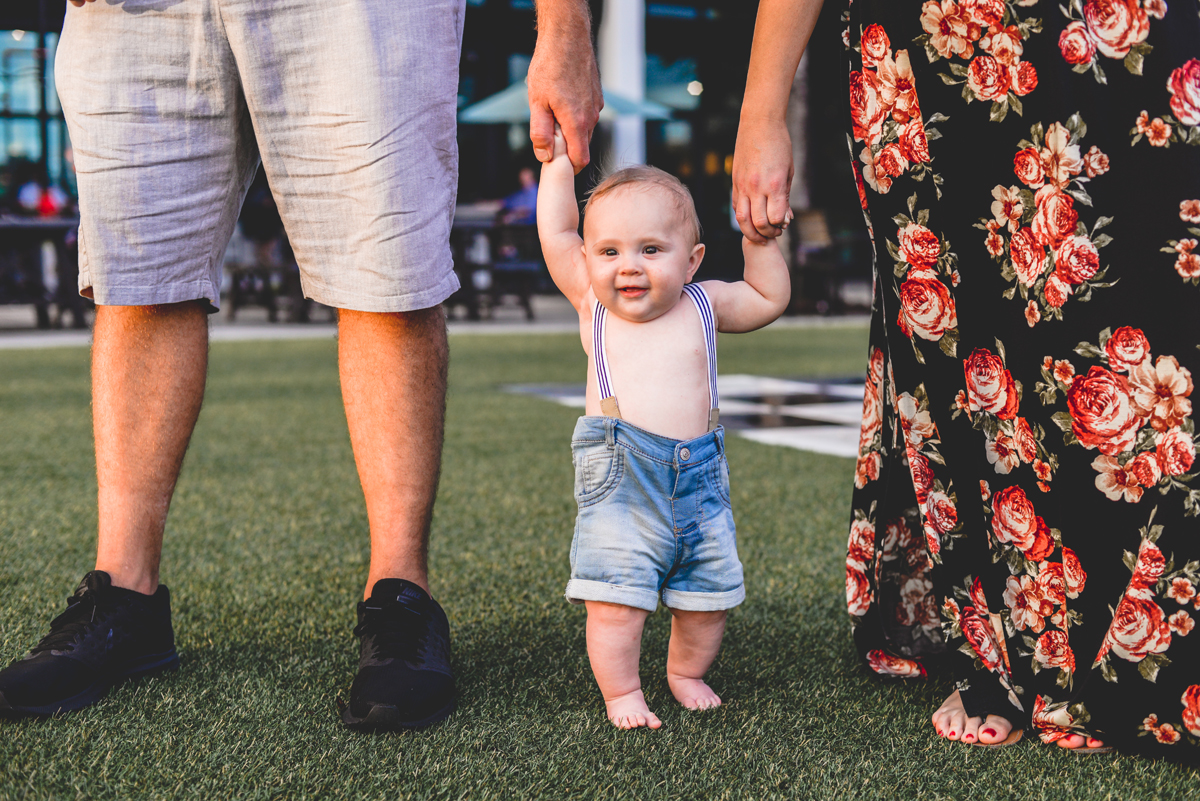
[0,649,179,717]
[340,697,456,732]
[971,728,1023,748]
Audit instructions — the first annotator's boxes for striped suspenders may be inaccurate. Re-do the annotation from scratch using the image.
[592,284,721,432]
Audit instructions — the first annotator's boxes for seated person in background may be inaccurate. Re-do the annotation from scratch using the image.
[537,128,791,730]
[499,167,539,225]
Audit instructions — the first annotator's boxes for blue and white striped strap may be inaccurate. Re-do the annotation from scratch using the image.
[592,300,617,412]
[683,283,720,418]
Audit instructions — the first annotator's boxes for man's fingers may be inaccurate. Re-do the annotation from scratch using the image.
[560,119,592,175]
[750,194,781,240]
[767,191,792,231]
[736,196,768,243]
[529,105,556,164]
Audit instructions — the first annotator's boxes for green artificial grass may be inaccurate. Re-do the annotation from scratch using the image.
[1,322,1196,799]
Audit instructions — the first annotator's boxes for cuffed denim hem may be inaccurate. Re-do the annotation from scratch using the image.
[661,585,745,612]
[565,580,660,613]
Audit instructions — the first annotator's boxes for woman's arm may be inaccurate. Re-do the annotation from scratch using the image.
[733,0,825,243]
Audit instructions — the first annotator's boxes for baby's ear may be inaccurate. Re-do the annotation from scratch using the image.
[686,243,706,281]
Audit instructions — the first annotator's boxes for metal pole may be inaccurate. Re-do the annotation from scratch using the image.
[37,0,51,187]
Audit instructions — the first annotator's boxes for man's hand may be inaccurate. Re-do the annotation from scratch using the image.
[732,115,794,243]
[528,0,603,174]
[69,1,96,6]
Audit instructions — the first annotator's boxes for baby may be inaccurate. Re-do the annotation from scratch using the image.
[537,130,791,729]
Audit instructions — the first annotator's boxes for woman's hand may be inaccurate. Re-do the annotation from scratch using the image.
[732,116,794,243]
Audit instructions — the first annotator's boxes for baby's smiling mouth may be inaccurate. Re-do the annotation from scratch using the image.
[618,286,648,298]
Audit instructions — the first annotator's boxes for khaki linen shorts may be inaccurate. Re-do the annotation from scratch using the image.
[56,0,464,312]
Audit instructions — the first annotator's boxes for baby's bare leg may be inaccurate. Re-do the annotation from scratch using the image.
[666,609,727,710]
[584,601,661,730]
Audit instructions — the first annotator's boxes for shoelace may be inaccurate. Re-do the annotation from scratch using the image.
[30,588,126,654]
[355,599,429,662]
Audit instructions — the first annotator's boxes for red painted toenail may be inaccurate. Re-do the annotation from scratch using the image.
[982,728,996,737]
[949,731,956,737]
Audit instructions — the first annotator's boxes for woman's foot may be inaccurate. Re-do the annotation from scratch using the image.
[932,690,1016,745]
[604,688,662,730]
[1055,733,1107,750]
[668,675,722,710]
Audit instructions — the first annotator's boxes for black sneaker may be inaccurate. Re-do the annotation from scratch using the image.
[0,571,178,716]
[340,579,455,731]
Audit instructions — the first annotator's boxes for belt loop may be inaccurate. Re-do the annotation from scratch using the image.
[604,417,615,448]
[715,428,724,457]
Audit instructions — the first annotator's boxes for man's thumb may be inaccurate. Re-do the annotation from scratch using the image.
[529,106,555,162]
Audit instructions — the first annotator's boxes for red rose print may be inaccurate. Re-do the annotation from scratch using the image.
[1058,21,1096,66]
[1032,694,1078,744]
[1083,0,1150,60]
[1044,273,1071,308]
[960,605,1004,671]
[1036,562,1066,607]
[980,479,991,501]
[1129,356,1194,432]
[899,119,931,164]
[850,70,887,145]
[1035,630,1076,672]
[1053,236,1099,285]
[1011,61,1038,97]
[860,24,891,69]
[847,563,872,616]
[847,518,875,568]
[1082,146,1109,178]
[1128,452,1163,488]
[1067,366,1143,455]
[1181,200,1200,225]
[1025,300,1041,327]
[969,576,989,612]
[1032,186,1079,249]
[992,485,1043,552]
[1063,547,1086,598]
[899,224,941,270]
[1183,686,1200,737]
[1168,59,1200,127]
[897,270,957,341]
[1132,540,1166,589]
[1010,227,1045,287]
[908,447,935,505]
[1105,593,1171,662]
[1013,148,1046,189]
[852,160,869,211]
[963,347,1019,419]
[1004,574,1054,632]
[1015,417,1037,463]
[1026,519,1055,562]
[866,649,925,678]
[965,0,1005,28]
[1104,326,1150,374]
[924,490,958,535]
[968,54,1009,102]
[875,143,909,179]
[1156,427,1197,476]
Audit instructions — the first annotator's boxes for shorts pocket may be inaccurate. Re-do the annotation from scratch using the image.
[572,443,623,506]
[711,456,733,509]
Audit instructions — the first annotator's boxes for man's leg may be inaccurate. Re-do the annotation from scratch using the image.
[337,307,448,597]
[93,302,209,595]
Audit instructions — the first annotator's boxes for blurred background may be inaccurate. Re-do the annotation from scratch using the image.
[0,0,869,330]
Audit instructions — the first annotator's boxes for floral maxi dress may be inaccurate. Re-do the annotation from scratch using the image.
[843,0,1200,759]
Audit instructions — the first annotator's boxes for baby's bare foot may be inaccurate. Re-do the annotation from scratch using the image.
[604,689,662,730]
[668,676,722,710]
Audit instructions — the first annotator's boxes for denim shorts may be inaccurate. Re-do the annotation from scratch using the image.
[565,417,745,613]
[57,0,463,312]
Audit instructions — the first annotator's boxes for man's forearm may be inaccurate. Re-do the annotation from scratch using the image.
[535,0,594,38]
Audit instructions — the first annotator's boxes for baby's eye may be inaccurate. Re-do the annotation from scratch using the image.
[644,246,659,254]
[603,248,618,257]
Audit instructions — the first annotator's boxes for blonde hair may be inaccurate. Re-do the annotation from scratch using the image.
[583,165,702,246]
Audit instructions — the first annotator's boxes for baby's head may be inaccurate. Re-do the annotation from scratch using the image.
[582,166,704,322]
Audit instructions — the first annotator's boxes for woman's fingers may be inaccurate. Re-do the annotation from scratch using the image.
[735,195,769,243]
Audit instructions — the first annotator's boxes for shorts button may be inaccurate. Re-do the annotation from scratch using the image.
[680,447,691,461]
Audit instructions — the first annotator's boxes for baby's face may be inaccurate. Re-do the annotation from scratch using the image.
[582,186,704,323]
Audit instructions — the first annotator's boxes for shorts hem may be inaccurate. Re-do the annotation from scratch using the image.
[304,268,460,313]
[565,580,659,613]
[661,585,745,612]
[80,278,222,312]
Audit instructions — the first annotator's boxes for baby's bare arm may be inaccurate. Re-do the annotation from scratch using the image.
[702,237,791,333]
[537,131,590,309]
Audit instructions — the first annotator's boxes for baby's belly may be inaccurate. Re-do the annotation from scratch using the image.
[586,390,712,441]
